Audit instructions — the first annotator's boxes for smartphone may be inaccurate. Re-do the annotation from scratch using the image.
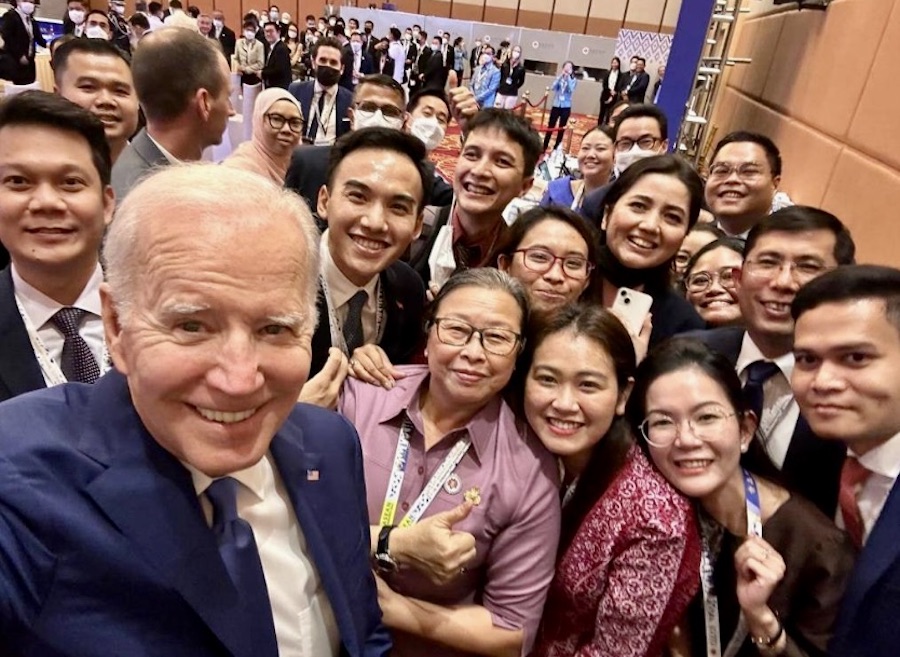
[611,287,654,335]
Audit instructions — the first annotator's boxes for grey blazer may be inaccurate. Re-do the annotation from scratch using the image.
[111,128,170,203]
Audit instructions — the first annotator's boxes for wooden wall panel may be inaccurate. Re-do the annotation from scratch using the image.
[420,0,451,18]
[624,0,664,32]
[550,0,589,34]
[517,0,551,30]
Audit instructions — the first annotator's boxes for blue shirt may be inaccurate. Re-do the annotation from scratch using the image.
[552,74,577,109]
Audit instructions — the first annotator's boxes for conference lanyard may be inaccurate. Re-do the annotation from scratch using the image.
[700,467,763,657]
[379,418,471,528]
[306,89,337,141]
[319,274,384,357]
[14,296,111,387]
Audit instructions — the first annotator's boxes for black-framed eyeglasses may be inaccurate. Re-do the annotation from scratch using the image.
[614,135,661,152]
[685,267,737,293]
[514,247,593,281]
[430,318,522,356]
[743,257,832,285]
[639,406,738,448]
[265,113,304,132]
[708,162,766,181]
[355,101,404,120]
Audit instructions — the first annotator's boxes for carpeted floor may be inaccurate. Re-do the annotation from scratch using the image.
[431,109,598,181]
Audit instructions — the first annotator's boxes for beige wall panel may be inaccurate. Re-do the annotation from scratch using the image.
[420,0,451,17]
[760,10,824,113]
[624,0,664,31]
[588,0,627,22]
[772,118,842,208]
[482,6,517,25]
[585,16,623,37]
[848,0,900,171]
[822,150,900,266]
[517,9,552,30]
[451,3,484,21]
[551,0,589,34]
[731,14,784,100]
[661,0,682,31]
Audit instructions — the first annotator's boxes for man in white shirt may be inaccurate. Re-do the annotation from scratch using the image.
[0,90,114,402]
[163,0,197,30]
[792,265,900,657]
[691,206,856,516]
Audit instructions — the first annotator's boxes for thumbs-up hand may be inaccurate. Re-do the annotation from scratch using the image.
[390,502,478,584]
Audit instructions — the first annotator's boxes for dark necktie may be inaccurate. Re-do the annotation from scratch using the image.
[839,456,872,549]
[742,360,781,420]
[313,90,326,136]
[343,290,367,353]
[50,307,100,383]
[205,477,279,657]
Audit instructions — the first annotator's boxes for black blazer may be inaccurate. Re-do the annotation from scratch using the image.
[0,267,46,402]
[309,261,426,376]
[284,144,330,210]
[0,9,46,84]
[498,62,525,96]
[213,26,236,61]
[422,50,446,89]
[626,71,651,102]
[262,40,292,90]
[689,326,844,517]
[600,69,624,102]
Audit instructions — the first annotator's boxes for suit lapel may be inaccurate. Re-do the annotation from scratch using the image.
[131,128,169,168]
[78,371,256,657]
[270,433,360,656]
[0,267,47,398]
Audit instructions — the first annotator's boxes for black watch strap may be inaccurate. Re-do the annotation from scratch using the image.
[376,525,395,557]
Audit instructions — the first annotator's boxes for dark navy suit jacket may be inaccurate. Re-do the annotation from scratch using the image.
[829,478,900,657]
[0,371,391,657]
[0,266,46,402]
[690,326,844,517]
[287,80,352,143]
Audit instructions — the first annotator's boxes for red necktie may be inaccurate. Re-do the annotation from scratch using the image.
[839,456,872,549]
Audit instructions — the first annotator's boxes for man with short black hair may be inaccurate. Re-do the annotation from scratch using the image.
[53,38,139,163]
[706,131,782,237]
[111,28,234,200]
[129,12,151,43]
[0,91,114,401]
[791,264,900,657]
[261,20,292,89]
[692,205,856,516]
[163,0,196,29]
[289,36,352,145]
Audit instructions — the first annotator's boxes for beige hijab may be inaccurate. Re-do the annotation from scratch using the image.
[223,88,302,184]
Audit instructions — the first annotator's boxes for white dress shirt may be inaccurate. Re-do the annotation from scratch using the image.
[736,333,799,469]
[388,40,405,84]
[12,263,105,385]
[319,230,380,348]
[311,81,339,146]
[187,454,340,657]
[839,432,900,546]
[147,133,180,164]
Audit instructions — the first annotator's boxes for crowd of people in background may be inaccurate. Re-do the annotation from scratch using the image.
[0,3,898,657]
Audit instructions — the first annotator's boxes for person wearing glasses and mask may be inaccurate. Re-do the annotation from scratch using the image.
[223,88,303,184]
[581,104,669,224]
[628,338,855,657]
[494,205,601,320]
[682,237,745,328]
[687,206,856,518]
[339,268,560,657]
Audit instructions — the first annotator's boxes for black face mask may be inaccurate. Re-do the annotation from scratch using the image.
[315,65,341,87]
[364,26,372,34]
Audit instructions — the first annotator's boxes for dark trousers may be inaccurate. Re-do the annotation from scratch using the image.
[543,106,572,151]
[599,90,617,125]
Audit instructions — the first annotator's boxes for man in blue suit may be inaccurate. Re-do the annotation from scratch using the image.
[289,36,353,145]
[790,265,900,657]
[689,207,856,517]
[0,163,390,657]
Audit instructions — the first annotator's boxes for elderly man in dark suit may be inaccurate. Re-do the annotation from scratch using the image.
[689,206,857,517]
[0,92,113,403]
[112,28,234,201]
[0,161,391,657]
[298,127,432,408]
[211,10,237,60]
[0,0,46,84]
[789,265,900,657]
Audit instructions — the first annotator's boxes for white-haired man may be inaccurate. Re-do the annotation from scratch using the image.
[0,163,391,657]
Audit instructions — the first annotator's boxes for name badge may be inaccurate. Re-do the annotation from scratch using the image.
[505,77,513,85]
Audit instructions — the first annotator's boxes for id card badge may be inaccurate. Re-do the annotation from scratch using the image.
[505,77,513,85]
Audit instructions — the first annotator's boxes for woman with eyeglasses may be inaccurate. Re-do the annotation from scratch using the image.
[597,154,706,346]
[493,205,601,318]
[540,126,615,213]
[339,268,561,657]
[627,338,855,657]
[673,222,725,284]
[222,88,303,184]
[683,237,745,327]
[522,305,700,657]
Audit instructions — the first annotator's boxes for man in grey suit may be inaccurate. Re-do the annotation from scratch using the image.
[111,28,235,201]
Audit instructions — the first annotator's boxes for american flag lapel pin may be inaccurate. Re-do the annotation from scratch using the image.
[306,469,320,481]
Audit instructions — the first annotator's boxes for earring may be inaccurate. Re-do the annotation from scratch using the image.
[740,443,749,454]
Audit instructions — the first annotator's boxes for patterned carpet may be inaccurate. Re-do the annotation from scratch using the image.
[432,108,598,181]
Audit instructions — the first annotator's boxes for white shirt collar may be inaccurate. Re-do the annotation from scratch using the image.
[183,453,269,501]
[853,431,900,481]
[314,80,337,97]
[12,263,104,329]
[736,331,794,381]
[146,133,180,164]
[319,229,379,308]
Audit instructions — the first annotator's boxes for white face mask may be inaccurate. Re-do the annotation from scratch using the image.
[19,2,35,15]
[269,10,279,20]
[69,9,85,23]
[328,17,336,26]
[353,108,403,131]
[480,54,492,66]
[288,29,298,38]
[213,18,223,29]
[243,29,256,40]
[85,25,109,39]
[351,41,362,53]
[410,115,445,152]
[113,4,125,15]
[614,145,659,175]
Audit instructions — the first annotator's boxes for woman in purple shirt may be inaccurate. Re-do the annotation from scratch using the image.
[339,268,561,657]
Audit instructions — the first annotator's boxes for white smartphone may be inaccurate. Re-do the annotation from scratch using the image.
[611,287,654,335]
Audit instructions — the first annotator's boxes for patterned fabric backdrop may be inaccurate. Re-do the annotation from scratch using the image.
[615,29,673,72]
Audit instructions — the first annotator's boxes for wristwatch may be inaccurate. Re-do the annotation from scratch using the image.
[374,525,398,574]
